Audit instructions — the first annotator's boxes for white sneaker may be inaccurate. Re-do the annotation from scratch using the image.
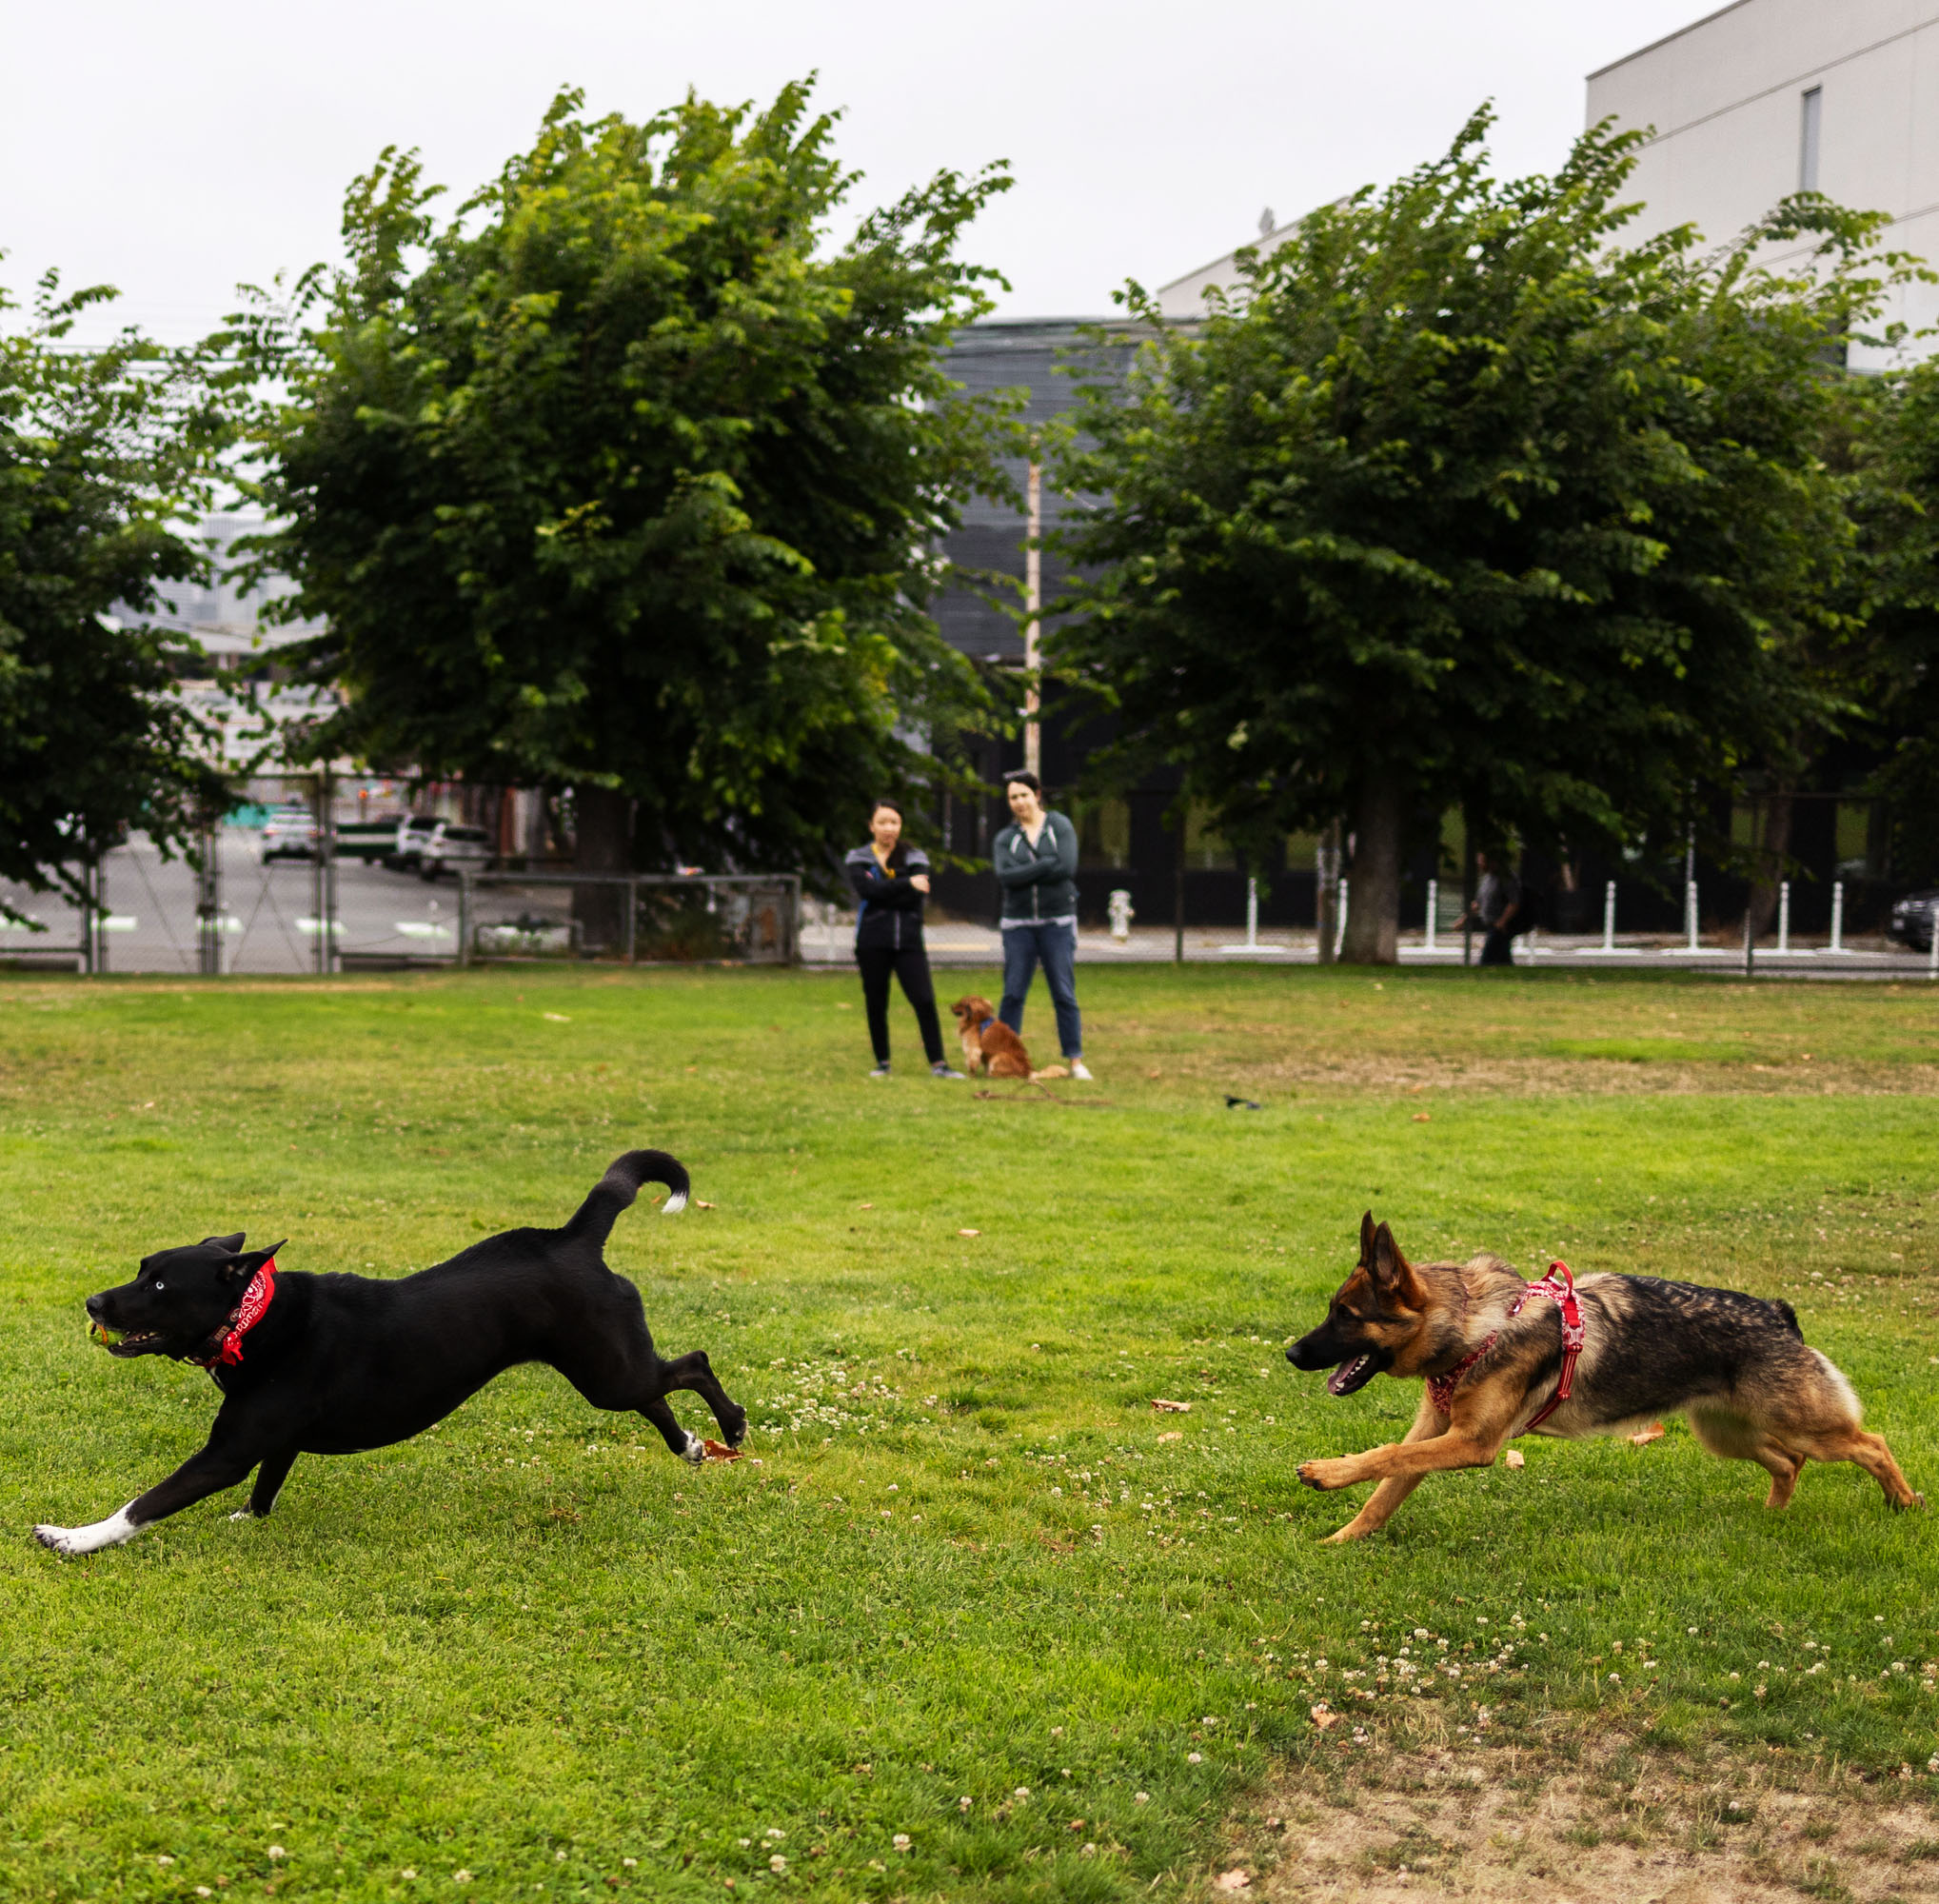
[1069,1060,1094,1081]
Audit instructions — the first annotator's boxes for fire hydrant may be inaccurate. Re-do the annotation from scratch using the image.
[1108,888,1135,943]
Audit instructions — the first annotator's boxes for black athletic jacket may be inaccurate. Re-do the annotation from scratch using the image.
[845,843,932,952]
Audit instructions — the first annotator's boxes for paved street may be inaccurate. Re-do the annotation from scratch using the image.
[0,832,463,974]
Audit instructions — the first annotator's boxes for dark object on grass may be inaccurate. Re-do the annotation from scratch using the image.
[35,1150,745,1557]
[1226,1095,1263,1110]
[1284,1212,1924,1544]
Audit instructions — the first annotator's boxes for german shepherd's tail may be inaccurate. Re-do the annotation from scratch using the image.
[565,1149,691,1247]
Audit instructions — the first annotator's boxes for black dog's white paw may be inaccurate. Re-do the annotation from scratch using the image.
[680,1433,706,1465]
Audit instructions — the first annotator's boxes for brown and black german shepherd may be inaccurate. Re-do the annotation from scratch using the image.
[1286,1214,1921,1544]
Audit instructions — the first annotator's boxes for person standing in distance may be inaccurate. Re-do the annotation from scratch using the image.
[845,799,963,1080]
[993,770,1093,1080]
[1456,846,1522,967]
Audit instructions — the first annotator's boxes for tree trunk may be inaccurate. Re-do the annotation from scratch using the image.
[1339,780,1404,965]
[1315,820,1342,964]
[1746,790,1793,941]
[572,783,633,954]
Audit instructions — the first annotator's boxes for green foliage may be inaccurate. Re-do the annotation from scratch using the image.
[2,965,1938,1897]
[0,272,227,910]
[221,84,1014,877]
[1049,110,1909,951]
[1847,360,1939,883]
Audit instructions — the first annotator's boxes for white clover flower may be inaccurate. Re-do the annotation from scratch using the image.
[770,1855,787,1873]
[1188,1752,1203,1764]
[1135,1793,1150,1804]
[892,1834,912,1852]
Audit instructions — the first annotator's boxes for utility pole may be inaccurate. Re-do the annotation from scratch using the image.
[1024,456,1042,779]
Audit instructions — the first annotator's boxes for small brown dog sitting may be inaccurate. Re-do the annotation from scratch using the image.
[949,996,1069,1081]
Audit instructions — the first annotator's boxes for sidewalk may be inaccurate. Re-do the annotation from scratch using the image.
[799,920,1937,978]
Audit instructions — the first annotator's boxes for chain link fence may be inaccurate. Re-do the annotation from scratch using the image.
[0,776,801,975]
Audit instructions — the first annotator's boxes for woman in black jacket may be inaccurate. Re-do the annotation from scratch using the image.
[843,800,963,1080]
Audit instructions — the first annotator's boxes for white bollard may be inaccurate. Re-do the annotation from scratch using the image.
[1686,879,1700,952]
[1336,878,1349,958]
[1776,881,1790,955]
[1424,878,1437,953]
[1108,888,1134,943]
[1586,879,1620,954]
[1219,874,1286,956]
[1829,880,1846,953]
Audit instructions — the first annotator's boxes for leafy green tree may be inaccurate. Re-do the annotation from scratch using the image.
[0,272,225,919]
[1050,112,1900,961]
[1848,362,1939,887]
[224,83,1011,896]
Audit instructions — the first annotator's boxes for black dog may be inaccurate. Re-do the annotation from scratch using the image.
[34,1150,745,1557]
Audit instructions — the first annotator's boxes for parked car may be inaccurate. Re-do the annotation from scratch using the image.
[334,815,408,863]
[419,822,493,882]
[258,806,320,863]
[385,814,444,872]
[1890,891,1939,952]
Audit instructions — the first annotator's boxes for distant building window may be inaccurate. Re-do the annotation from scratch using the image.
[1799,86,1822,193]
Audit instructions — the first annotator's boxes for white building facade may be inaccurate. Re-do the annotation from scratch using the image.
[1588,0,1939,367]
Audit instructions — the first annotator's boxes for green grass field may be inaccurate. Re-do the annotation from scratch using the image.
[1,963,1936,1902]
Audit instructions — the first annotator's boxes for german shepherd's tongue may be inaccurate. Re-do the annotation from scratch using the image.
[1327,1356,1376,1397]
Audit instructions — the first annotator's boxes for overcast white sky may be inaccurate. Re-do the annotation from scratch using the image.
[3,0,1709,345]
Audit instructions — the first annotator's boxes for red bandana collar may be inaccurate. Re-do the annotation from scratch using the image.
[188,1260,278,1369]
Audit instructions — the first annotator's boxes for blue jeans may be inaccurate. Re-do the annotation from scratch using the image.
[999,922,1082,1059]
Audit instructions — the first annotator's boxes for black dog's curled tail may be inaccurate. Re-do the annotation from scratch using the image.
[566,1149,691,1246]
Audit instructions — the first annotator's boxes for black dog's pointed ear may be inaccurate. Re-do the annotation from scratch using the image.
[1368,1220,1408,1289]
[220,1241,287,1284]
[202,1232,247,1253]
[1358,1210,1376,1264]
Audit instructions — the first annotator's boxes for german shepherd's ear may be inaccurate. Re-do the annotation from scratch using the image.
[1358,1210,1377,1266]
[220,1241,286,1285]
[1366,1220,1410,1292]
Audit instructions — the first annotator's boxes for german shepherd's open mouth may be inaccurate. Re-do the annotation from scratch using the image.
[1325,1352,1390,1397]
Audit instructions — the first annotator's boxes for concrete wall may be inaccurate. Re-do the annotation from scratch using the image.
[1588,0,1939,366]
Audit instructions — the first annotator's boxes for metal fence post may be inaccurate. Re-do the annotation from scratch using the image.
[310,768,337,977]
[93,851,109,976]
[457,873,473,969]
[624,879,638,965]
[197,824,223,976]
[1743,902,1755,979]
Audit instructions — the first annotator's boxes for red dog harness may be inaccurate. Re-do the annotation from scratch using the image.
[188,1260,278,1371]
[1425,1260,1584,1431]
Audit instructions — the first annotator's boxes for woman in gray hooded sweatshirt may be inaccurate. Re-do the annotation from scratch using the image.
[991,770,1092,1080]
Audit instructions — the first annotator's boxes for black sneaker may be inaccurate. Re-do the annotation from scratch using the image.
[931,1061,966,1080]
[868,1061,891,1079]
